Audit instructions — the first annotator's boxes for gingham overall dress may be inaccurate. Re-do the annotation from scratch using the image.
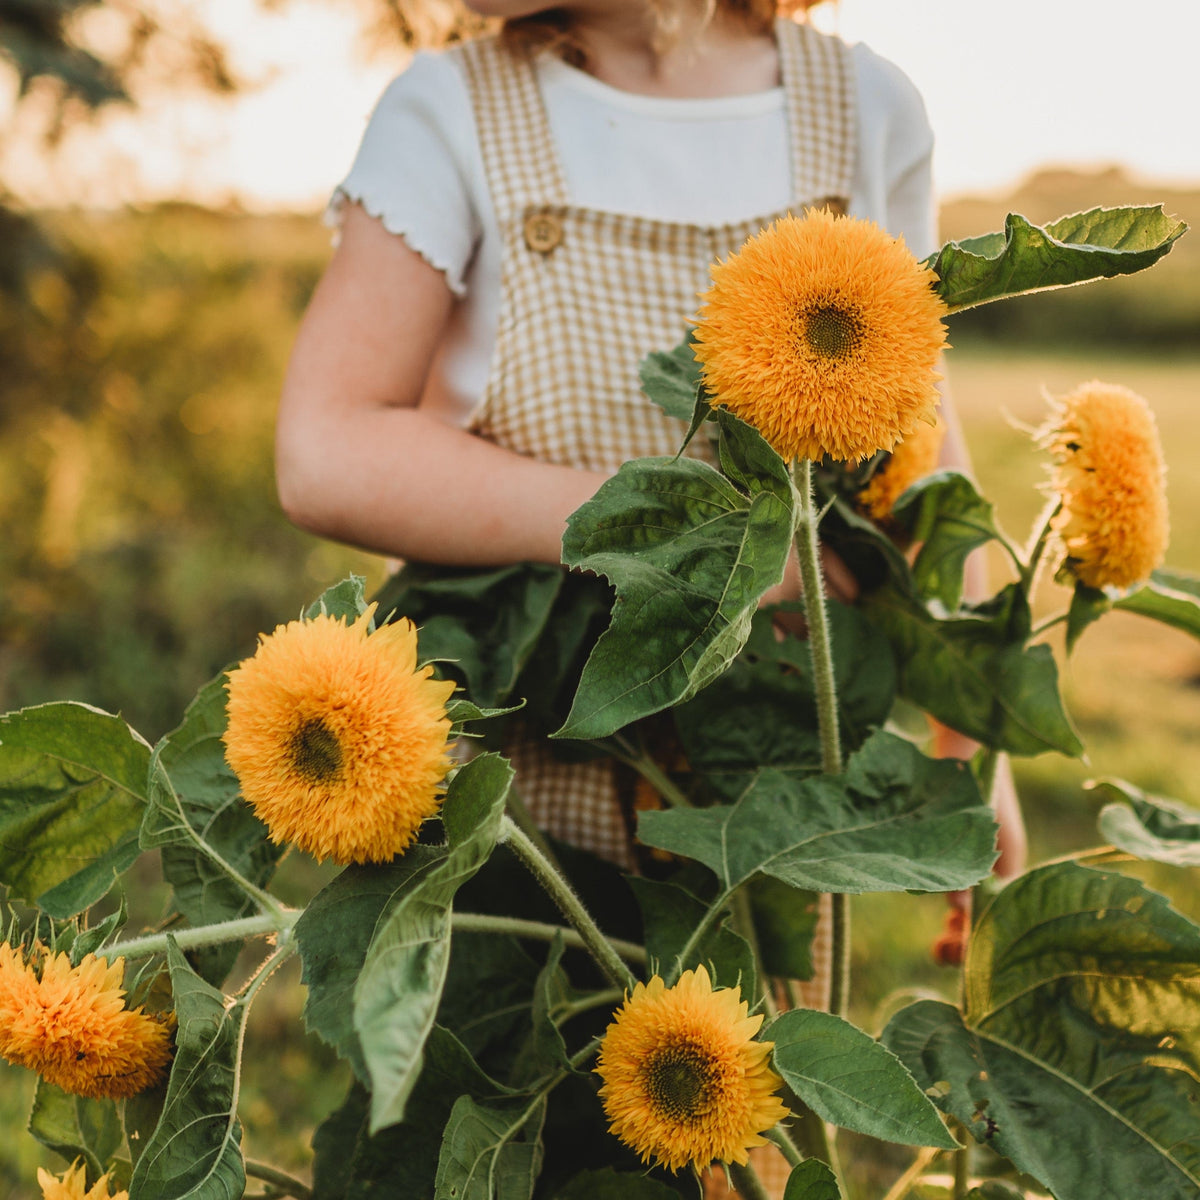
[455,19,855,1031]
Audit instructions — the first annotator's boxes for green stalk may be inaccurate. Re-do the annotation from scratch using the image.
[792,459,850,1020]
[99,909,646,968]
[764,1123,804,1169]
[502,816,637,991]
[728,1160,774,1200]
[244,1160,312,1200]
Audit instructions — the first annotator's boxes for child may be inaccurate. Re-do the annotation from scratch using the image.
[277,0,1022,1137]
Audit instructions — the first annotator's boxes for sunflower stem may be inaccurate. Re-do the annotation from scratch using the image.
[1022,496,1063,597]
[453,913,647,967]
[792,459,851,1021]
[590,737,692,809]
[1030,610,1070,639]
[504,786,565,875]
[727,1160,774,1200]
[731,887,777,1020]
[244,1161,312,1200]
[502,816,637,992]
[764,1123,804,1168]
[98,910,300,962]
[880,1147,941,1200]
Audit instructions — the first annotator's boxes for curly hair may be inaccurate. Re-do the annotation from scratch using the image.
[377,1,830,61]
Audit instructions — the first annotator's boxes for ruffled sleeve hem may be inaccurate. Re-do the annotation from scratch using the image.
[324,185,470,299]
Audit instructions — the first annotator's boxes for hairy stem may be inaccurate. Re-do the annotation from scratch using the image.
[792,459,850,1019]
[728,1159,774,1200]
[244,1160,312,1200]
[502,816,636,991]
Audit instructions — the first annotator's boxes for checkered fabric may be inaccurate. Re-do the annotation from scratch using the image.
[455,18,853,1026]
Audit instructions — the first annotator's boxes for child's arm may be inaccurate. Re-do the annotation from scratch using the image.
[276,203,607,567]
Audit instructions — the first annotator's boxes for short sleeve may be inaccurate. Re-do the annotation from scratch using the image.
[327,53,482,298]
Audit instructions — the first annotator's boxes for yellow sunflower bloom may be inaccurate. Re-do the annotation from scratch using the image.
[1040,380,1169,589]
[858,417,946,522]
[693,209,948,463]
[223,606,456,864]
[595,965,789,1173]
[38,1160,128,1200]
[0,944,173,1100]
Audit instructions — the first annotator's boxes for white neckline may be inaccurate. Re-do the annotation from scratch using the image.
[536,54,785,121]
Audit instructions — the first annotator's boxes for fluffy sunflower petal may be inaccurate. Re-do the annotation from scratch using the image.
[223,606,456,864]
[596,965,789,1173]
[37,1161,128,1200]
[858,417,946,521]
[0,944,174,1100]
[694,208,948,463]
[1040,380,1169,589]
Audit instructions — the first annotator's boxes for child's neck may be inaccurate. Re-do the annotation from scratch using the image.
[568,6,780,99]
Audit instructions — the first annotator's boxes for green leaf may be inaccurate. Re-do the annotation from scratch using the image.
[884,862,1200,1200]
[305,575,369,623]
[965,1184,1027,1200]
[28,1083,123,1182]
[928,206,1187,312]
[558,427,795,739]
[747,875,821,981]
[629,875,756,994]
[1114,568,1200,639]
[890,471,1011,611]
[770,1009,956,1148]
[438,933,543,1073]
[863,584,1083,757]
[516,932,575,1083]
[783,1158,842,1200]
[0,702,148,917]
[140,673,281,984]
[355,753,514,1133]
[1066,581,1109,652]
[640,333,702,423]
[434,1093,546,1200]
[674,603,896,803]
[556,1168,683,1199]
[311,1028,517,1200]
[1091,778,1200,867]
[128,940,246,1200]
[373,562,566,708]
[295,847,448,1081]
[638,731,997,895]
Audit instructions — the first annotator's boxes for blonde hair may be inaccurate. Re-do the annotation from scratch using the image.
[377,1,829,58]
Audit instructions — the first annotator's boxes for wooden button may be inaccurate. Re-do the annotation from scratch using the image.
[523,210,563,254]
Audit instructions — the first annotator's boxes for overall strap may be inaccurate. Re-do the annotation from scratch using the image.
[454,36,570,218]
[776,17,857,212]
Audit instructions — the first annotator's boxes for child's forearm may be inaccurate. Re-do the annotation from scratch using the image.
[277,404,608,567]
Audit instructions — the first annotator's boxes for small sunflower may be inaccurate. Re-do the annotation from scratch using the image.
[0,944,173,1100]
[224,606,456,864]
[595,965,789,1173]
[38,1161,127,1200]
[693,209,948,463]
[858,417,946,522]
[1040,381,1168,589]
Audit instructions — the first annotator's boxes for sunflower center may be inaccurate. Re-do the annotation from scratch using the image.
[641,1038,717,1122]
[289,718,344,783]
[802,303,864,360]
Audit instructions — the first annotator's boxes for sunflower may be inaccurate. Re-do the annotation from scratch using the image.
[38,1161,127,1200]
[693,208,948,464]
[595,965,788,1173]
[223,606,456,864]
[0,944,174,1100]
[858,417,946,521]
[1040,381,1168,590]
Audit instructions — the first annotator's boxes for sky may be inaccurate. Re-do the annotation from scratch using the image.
[2,0,1198,209]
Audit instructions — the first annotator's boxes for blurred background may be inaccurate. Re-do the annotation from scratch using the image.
[1,0,1198,1195]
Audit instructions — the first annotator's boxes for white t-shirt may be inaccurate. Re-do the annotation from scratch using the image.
[330,40,937,428]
